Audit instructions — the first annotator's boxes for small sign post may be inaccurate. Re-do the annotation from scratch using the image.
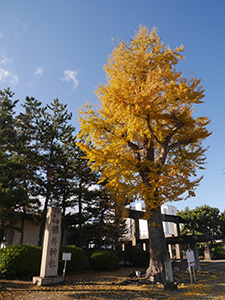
[186,249,196,284]
[62,252,72,278]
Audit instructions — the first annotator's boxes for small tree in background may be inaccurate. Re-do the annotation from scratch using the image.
[178,205,221,236]
[0,89,30,243]
[219,211,225,239]
[0,90,127,249]
[16,96,43,243]
[36,98,78,246]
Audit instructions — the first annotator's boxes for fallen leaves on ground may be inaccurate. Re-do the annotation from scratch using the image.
[0,267,225,300]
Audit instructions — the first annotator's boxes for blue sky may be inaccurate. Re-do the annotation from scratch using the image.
[0,0,225,212]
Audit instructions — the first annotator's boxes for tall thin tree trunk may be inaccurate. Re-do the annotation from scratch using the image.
[38,146,54,247]
[19,210,26,244]
[98,210,104,249]
[38,193,49,247]
[77,179,83,247]
[0,218,5,242]
[78,194,82,228]
[61,183,67,245]
[78,179,83,228]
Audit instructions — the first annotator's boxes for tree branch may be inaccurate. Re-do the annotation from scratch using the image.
[146,114,162,145]
[127,141,141,163]
[168,139,193,151]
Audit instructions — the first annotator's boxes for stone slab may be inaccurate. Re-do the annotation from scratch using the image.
[33,276,64,286]
[40,207,62,277]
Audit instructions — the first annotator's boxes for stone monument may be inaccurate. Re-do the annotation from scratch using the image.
[33,207,64,286]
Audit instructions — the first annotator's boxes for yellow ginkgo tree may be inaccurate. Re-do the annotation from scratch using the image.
[78,27,211,283]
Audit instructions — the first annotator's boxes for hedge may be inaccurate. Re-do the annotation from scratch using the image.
[0,244,41,275]
[0,244,86,276]
[89,250,119,271]
[212,246,225,259]
[124,249,149,267]
[59,245,87,272]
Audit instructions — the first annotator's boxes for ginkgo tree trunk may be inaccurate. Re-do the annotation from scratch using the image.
[77,27,211,283]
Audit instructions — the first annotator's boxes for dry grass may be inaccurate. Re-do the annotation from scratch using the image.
[0,262,225,299]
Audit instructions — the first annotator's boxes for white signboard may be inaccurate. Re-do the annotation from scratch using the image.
[62,253,71,261]
[186,249,195,266]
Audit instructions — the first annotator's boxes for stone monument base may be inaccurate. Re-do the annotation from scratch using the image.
[33,276,64,286]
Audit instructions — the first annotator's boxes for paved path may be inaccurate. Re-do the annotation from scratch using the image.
[200,259,225,272]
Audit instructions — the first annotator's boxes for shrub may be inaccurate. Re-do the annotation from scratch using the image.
[212,246,225,259]
[125,249,149,267]
[197,244,205,257]
[0,244,41,275]
[89,250,119,271]
[59,245,87,272]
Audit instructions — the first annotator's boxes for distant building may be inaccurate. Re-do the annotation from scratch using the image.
[4,203,179,252]
[4,216,40,246]
[124,203,178,240]
[161,204,178,236]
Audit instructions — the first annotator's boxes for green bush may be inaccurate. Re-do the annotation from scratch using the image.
[197,244,205,257]
[0,244,41,275]
[212,246,225,259]
[59,245,87,272]
[89,250,119,271]
[83,248,95,260]
[125,249,149,267]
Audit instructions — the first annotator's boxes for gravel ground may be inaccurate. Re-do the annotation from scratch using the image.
[0,261,225,300]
